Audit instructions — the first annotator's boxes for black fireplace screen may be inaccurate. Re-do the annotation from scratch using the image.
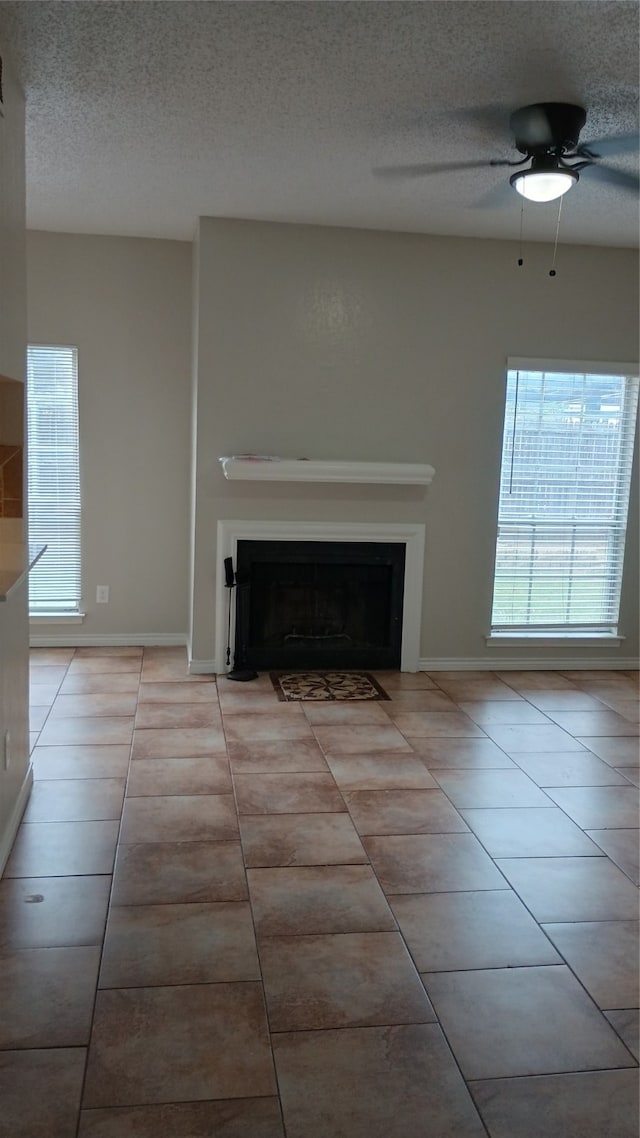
[234,540,405,670]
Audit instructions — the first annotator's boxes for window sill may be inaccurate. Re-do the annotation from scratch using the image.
[486,632,624,648]
[30,613,86,625]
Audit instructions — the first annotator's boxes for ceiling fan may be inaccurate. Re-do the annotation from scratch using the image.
[376,103,639,203]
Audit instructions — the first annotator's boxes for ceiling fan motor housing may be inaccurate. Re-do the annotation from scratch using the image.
[510,103,587,155]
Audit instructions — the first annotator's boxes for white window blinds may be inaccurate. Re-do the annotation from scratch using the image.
[491,365,639,633]
[27,345,82,615]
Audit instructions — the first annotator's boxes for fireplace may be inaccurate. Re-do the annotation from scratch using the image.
[215,521,425,673]
[233,540,405,670]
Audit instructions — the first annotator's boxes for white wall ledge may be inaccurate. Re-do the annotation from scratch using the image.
[219,457,435,485]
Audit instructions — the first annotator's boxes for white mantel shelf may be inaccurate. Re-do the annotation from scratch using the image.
[219,457,435,486]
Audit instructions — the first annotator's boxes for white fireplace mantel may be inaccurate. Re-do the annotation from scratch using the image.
[219,457,435,485]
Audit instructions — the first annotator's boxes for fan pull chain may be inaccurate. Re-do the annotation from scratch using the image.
[518,196,525,266]
[549,196,564,276]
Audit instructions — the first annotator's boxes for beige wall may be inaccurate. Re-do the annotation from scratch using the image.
[0,43,29,869]
[190,217,639,667]
[26,232,192,641]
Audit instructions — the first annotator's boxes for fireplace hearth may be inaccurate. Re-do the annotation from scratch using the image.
[233,540,405,670]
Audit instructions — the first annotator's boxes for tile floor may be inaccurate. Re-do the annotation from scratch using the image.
[1,647,639,1137]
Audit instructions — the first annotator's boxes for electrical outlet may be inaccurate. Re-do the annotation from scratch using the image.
[3,730,10,772]
[96,585,110,603]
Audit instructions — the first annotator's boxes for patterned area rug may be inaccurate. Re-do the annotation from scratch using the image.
[270,671,390,702]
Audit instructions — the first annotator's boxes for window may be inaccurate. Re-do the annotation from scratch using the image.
[491,360,639,637]
[27,345,82,616]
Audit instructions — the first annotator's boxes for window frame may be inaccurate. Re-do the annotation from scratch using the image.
[26,343,84,621]
[488,357,639,646]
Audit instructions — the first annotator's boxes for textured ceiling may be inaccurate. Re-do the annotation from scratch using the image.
[0,0,638,246]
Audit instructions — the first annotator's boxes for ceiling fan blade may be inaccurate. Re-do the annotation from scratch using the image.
[582,161,639,194]
[578,133,639,157]
[474,180,516,210]
[373,159,502,180]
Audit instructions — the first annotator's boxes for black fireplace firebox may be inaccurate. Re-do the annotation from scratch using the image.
[233,540,405,671]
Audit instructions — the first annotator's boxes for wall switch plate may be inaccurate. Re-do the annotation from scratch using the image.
[96,585,110,603]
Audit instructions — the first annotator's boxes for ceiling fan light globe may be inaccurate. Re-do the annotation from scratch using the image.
[510,169,579,202]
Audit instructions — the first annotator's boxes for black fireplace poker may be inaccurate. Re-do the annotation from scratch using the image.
[224,557,258,682]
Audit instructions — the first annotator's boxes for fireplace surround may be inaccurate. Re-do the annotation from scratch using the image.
[215,520,425,673]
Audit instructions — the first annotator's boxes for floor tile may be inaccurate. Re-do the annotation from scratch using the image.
[247,865,396,936]
[434,678,523,700]
[302,702,394,724]
[99,902,260,988]
[126,755,231,796]
[461,807,603,858]
[0,876,111,949]
[240,812,367,867]
[547,710,639,736]
[544,784,640,829]
[227,739,329,773]
[260,931,435,1031]
[112,841,247,905]
[134,703,222,729]
[29,706,49,731]
[233,772,345,814]
[5,821,119,877]
[423,965,634,1079]
[390,890,561,972]
[119,794,238,843]
[496,671,577,691]
[364,833,508,894]
[574,677,639,699]
[0,1047,86,1138]
[138,681,219,704]
[387,689,458,709]
[83,982,276,1107]
[326,753,438,791]
[29,682,64,705]
[388,711,484,738]
[217,689,288,714]
[222,713,313,743]
[577,736,640,766]
[273,1023,486,1138]
[50,693,139,719]
[375,671,439,689]
[458,700,550,725]
[483,724,587,752]
[78,1098,285,1138]
[432,768,552,808]
[31,745,131,780]
[470,1069,639,1138]
[618,766,640,786]
[511,750,630,787]
[0,946,100,1048]
[68,658,141,675]
[60,673,141,695]
[312,724,414,755]
[604,1010,640,1061]
[131,726,227,758]
[407,737,516,768]
[139,659,208,683]
[585,828,639,883]
[74,647,142,657]
[598,696,640,721]
[524,690,610,711]
[38,717,135,747]
[30,648,75,665]
[23,779,125,822]
[29,664,68,685]
[496,855,640,922]
[542,921,639,1009]
[344,788,468,835]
